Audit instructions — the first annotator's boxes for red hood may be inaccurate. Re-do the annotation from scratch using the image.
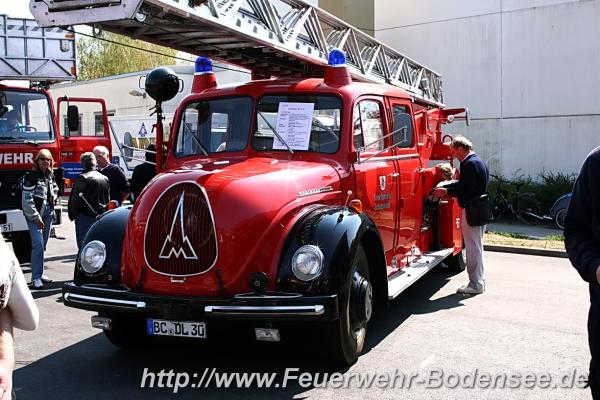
[122,157,342,295]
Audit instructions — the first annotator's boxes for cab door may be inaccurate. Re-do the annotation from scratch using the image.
[56,97,112,192]
[387,99,422,253]
[352,97,399,260]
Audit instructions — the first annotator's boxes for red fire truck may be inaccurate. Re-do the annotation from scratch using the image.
[0,15,111,263]
[32,0,470,365]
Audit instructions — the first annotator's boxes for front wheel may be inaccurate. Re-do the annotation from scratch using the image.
[445,244,466,272]
[324,244,372,366]
[517,195,542,225]
[555,208,566,230]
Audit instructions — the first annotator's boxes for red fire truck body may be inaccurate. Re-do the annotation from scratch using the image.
[31,0,469,365]
[64,61,468,365]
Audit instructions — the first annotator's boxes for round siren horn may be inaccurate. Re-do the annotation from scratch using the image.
[145,67,181,102]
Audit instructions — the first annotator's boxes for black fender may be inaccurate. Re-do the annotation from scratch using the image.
[276,206,387,304]
[74,206,131,285]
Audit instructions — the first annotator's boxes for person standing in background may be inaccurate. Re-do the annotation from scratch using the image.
[21,149,58,289]
[93,145,130,204]
[433,135,489,295]
[68,152,110,249]
[131,144,157,202]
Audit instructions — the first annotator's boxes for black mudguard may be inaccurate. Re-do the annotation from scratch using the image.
[74,206,131,285]
[277,206,386,300]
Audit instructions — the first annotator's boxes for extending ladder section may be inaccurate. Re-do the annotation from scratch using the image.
[0,14,76,81]
[30,0,444,106]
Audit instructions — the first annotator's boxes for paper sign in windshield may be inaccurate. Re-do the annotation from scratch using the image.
[273,102,314,151]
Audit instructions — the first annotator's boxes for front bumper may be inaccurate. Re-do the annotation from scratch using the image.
[0,209,28,233]
[62,283,339,322]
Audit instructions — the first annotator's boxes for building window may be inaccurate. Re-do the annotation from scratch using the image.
[94,111,115,136]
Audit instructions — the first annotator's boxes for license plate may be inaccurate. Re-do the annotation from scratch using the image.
[0,223,13,233]
[146,319,206,339]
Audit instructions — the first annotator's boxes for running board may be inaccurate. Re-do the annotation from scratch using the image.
[387,248,454,300]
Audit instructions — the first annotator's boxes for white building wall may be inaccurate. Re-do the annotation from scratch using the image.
[367,0,600,178]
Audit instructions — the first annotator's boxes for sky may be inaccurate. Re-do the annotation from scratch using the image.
[1,2,33,18]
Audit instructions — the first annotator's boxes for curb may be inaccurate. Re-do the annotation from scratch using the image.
[484,244,567,258]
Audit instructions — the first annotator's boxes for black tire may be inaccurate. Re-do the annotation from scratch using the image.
[324,244,372,366]
[491,193,508,220]
[102,314,148,348]
[445,245,466,272]
[517,194,542,225]
[555,208,566,230]
[12,231,32,264]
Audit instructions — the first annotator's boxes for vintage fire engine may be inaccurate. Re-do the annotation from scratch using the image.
[31,0,470,364]
[0,15,111,263]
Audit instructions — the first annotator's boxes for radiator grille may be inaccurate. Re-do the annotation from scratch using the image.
[144,182,217,276]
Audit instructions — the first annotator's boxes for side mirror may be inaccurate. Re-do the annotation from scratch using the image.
[67,105,79,136]
[464,107,470,126]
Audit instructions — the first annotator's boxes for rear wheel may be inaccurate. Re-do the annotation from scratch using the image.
[555,208,566,230]
[324,244,372,366]
[517,195,542,225]
[11,231,31,264]
[491,193,508,220]
[445,245,466,272]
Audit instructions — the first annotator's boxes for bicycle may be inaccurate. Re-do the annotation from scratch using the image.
[490,174,543,225]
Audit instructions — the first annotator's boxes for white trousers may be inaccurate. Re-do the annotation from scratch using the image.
[462,209,486,290]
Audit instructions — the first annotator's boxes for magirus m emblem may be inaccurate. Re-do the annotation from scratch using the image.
[159,193,198,260]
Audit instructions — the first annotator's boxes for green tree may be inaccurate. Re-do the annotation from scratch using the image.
[76,32,179,80]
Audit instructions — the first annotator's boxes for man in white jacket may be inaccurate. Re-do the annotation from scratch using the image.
[0,235,39,399]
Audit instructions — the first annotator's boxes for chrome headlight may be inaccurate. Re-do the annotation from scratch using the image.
[291,245,324,281]
[80,240,106,274]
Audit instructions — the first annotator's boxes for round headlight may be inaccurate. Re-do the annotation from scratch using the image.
[291,245,324,281]
[80,240,107,274]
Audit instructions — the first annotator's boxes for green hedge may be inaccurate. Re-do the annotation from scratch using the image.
[488,170,576,214]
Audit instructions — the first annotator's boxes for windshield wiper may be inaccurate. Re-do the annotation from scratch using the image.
[312,117,339,140]
[257,111,294,154]
[0,136,41,146]
[182,123,208,156]
[22,139,40,147]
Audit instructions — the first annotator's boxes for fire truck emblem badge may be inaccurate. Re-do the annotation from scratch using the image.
[159,193,198,260]
[379,176,386,191]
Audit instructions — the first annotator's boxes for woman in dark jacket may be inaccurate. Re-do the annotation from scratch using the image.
[21,149,59,289]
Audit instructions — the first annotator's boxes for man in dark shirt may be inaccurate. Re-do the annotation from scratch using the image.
[131,144,157,202]
[93,145,130,204]
[68,152,110,249]
[564,146,600,399]
[433,135,489,295]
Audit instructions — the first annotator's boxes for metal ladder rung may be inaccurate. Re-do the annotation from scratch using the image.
[30,0,445,106]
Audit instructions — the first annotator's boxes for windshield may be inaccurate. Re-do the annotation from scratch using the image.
[253,95,341,154]
[174,96,252,157]
[0,90,54,143]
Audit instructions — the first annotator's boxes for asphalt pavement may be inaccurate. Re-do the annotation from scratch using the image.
[8,218,591,399]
